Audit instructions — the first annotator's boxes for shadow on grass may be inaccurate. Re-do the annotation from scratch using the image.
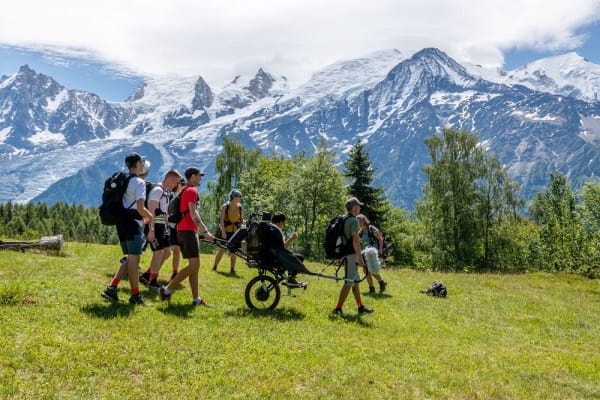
[327,312,375,327]
[156,302,197,319]
[224,307,306,321]
[364,292,393,299]
[81,302,135,319]
[213,270,243,279]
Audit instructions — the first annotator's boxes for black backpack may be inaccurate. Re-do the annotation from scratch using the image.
[324,214,352,259]
[99,172,136,226]
[167,187,189,226]
[421,280,447,297]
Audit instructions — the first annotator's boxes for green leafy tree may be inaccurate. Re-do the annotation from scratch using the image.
[209,137,261,218]
[529,173,584,272]
[419,128,522,271]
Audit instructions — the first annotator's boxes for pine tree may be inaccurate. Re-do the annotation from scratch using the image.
[343,140,387,226]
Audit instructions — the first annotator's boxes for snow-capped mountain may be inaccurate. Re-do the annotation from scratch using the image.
[466,52,600,102]
[1,48,600,210]
[0,65,135,152]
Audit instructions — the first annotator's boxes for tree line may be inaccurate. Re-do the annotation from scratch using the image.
[1,130,599,278]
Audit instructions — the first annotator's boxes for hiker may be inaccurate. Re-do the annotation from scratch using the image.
[116,159,151,268]
[332,197,373,316]
[139,169,183,288]
[271,212,307,287]
[168,177,187,280]
[158,167,214,305]
[212,189,245,274]
[357,214,387,293]
[101,153,154,305]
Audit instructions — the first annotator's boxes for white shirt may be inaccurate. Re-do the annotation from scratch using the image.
[122,174,145,210]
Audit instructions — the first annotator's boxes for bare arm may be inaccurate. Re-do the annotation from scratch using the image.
[189,201,214,239]
[351,231,365,266]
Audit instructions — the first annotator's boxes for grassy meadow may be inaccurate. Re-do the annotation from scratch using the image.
[1,242,599,399]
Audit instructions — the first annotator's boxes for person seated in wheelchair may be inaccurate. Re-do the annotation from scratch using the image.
[225,212,308,287]
[269,212,308,288]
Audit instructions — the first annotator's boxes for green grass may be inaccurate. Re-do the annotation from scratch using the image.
[1,242,599,399]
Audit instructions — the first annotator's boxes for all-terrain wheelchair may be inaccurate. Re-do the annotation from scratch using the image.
[205,212,356,310]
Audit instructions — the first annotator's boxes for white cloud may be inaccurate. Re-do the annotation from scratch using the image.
[1,0,599,88]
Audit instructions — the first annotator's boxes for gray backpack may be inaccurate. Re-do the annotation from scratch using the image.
[421,280,447,297]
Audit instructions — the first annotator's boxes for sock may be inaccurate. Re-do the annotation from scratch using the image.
[131,287,140,296]
[357,300,364,307]
[144,267,151,274]
[110,278,120,287]
[150,273,158,281]
[336,302,343,309]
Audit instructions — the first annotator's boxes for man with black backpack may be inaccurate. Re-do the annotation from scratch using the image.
[332,197,374,316]
[101,153,154,305]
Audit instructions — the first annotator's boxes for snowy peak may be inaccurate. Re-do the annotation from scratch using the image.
[217,68,287,112]
[388,48,478,87]
[192,76,214,110]
[0,65,135,151]
[245,68,275,99]
[297,49,405,102]
[505,52,600,102]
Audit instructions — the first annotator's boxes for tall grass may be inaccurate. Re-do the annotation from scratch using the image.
[1,242,599,399]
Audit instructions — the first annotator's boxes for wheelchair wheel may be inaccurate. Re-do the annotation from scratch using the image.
[244,274,281,310]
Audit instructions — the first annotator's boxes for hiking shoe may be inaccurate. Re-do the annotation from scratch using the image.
[158,286,171,302]
[101,286,119,302]
[379,280,387,293]
[148,279,160,289]
[369,286,376,294]
[170,271,178,281]
[192,298,212,307]
[129,294,147,305]
[230,269,236,275]
[211,266,217,271]
[139,273,150,286]
[332,307,345,316]
[358,305,374,314]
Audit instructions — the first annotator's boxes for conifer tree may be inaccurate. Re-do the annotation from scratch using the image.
[343,140,387,226]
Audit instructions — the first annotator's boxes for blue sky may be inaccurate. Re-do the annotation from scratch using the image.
[1,1,599,101]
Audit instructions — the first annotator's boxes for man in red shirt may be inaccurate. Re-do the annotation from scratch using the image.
[159,167,214,306]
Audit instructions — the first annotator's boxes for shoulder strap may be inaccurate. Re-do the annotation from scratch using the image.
[124,174,136,209]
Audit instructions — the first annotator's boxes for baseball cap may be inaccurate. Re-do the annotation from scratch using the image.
[141,160,151,174]
[345,197,364,211]
[184,166,206,179]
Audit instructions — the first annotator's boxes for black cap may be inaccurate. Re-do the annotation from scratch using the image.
[125,152,143,168]
[184,166,206,179]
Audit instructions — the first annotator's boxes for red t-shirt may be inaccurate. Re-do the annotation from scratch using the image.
[177,186,199,232]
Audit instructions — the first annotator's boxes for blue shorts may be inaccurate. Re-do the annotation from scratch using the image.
[117,220,144,255]
[120,233,144,255]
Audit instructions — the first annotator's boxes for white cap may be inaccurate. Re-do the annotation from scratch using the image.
[142,160,151,174]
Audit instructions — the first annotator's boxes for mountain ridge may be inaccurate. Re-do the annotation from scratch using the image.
[1,48,600,210]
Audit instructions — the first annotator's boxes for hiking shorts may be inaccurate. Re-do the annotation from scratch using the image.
[117,220,144,255]
[178,230,200,259]
[169,225,179,247]
[148,223,171,252]
[343,253,361,287]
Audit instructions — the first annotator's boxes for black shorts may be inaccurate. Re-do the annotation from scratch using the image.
[178,230,199,259]
[169,225,179,246]
[149,223,170,251]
